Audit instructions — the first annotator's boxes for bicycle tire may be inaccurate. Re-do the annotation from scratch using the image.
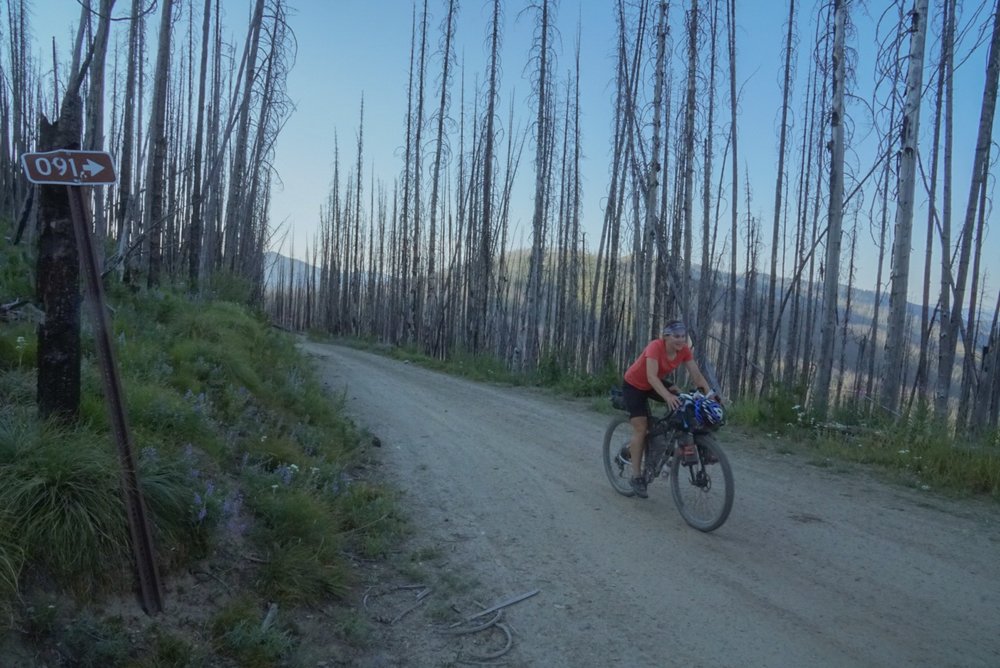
[669,433,733,532]
[603,415,637,496]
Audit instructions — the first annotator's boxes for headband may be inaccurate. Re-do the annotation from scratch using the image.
[662,321,687,336]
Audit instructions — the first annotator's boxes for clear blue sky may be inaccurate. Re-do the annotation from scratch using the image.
[26,0,1000,305]
[272,0,800,254]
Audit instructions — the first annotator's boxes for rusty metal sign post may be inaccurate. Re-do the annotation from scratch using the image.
[25,151,164,615]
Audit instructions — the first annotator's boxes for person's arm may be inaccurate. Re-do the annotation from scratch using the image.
[683,359,712,396]
[646,357,681,410]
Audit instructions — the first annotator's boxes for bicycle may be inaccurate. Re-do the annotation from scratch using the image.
[603,390,734,532]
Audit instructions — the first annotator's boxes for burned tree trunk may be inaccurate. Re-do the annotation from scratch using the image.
[882,0,930,415]
[812,0,849,418]
[36,95,83,421]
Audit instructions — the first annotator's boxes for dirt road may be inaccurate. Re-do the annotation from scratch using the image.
[303,342,1000,667]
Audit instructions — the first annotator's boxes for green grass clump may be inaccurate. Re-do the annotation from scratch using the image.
[130,627,205,667]
[0,417,131,592]
[210,598,295,667]
[258,541,350,604]
[59,613,132,667]
[0,510,22,621]
[336,483,407,558]
[0,235,33,297]
[726,386,809,433]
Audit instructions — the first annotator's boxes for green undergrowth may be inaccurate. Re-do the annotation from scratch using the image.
[732,390,1000,500]
[324,333,620,398]
[0,280,405,665]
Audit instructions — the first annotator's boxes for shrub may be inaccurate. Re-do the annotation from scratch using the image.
[0,419,131,593]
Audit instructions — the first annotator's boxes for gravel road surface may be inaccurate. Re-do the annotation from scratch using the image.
[303,342,1000,668]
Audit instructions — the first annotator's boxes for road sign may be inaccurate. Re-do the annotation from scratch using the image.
[21,150,117,185]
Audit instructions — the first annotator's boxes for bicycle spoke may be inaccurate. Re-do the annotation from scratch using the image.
[670,434,734,531]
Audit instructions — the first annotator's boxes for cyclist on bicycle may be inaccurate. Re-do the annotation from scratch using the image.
[621,319,712,498]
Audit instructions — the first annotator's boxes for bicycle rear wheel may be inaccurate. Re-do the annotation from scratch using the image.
[603,415,637,496]
[669,433,733,532]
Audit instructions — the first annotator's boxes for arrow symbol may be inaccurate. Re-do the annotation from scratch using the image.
[82,159,105,177]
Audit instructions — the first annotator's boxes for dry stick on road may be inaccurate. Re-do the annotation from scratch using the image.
[442,610,514,664]
[453,588,541,624]
[459,622,513,664]
[389,587,433,624]
[440,610,503,636]
[439,589,541,663]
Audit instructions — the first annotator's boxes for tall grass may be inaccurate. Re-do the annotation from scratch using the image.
[0,417,131,591]
[0,280,390,662]
[733,392,1000,498]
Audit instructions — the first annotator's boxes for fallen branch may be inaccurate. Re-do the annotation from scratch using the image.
[458,621,513,664]
[440,610,503,636]
[389,587,432,624]
[454,589,540,625]
[363,584,431,624]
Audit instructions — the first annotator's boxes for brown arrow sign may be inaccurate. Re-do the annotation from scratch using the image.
[21,150,117,185]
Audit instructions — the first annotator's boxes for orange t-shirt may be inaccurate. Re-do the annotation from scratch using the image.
[623,338,693,391]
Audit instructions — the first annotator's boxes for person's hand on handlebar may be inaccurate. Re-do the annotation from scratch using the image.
[663,390,682,411]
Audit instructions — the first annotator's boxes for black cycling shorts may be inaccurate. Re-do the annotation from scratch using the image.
[622,381,665,419]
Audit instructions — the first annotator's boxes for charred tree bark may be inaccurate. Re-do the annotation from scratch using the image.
[36,95,83,421]
[188,0,213,288]
[144,0,175,287]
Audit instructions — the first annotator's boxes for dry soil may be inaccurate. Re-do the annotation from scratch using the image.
[302,341,1000,668]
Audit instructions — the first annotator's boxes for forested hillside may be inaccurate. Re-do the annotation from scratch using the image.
[2,1,999,435]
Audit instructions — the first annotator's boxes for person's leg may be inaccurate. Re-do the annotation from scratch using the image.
[622,382,651,485]
[628,415,647,479]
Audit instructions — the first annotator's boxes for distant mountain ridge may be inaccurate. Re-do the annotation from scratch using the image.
[264,251,315,290]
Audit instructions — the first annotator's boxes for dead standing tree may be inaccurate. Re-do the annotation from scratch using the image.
[642,0,668,342]
[520,0,555,371]
[423,0,458,354]
[811,0,848,419]
[222,0,265,274]
[35,2,115,421]
[935,0,1000,423]
[760,0,796,397]
[36,94,84,421]
[407,0,429,345]
[188,0,214,288]
[115,0,143,275]
[83,0,115,250]
[882,0,930,415]
[913,0,955,410]
[725,0,740,394]
[696,0,717,349]
[470,0,501,355]
[144,0,174,288]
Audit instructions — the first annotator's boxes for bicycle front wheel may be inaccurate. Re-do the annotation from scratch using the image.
[669,433,733,532]
[603,415,637,496]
